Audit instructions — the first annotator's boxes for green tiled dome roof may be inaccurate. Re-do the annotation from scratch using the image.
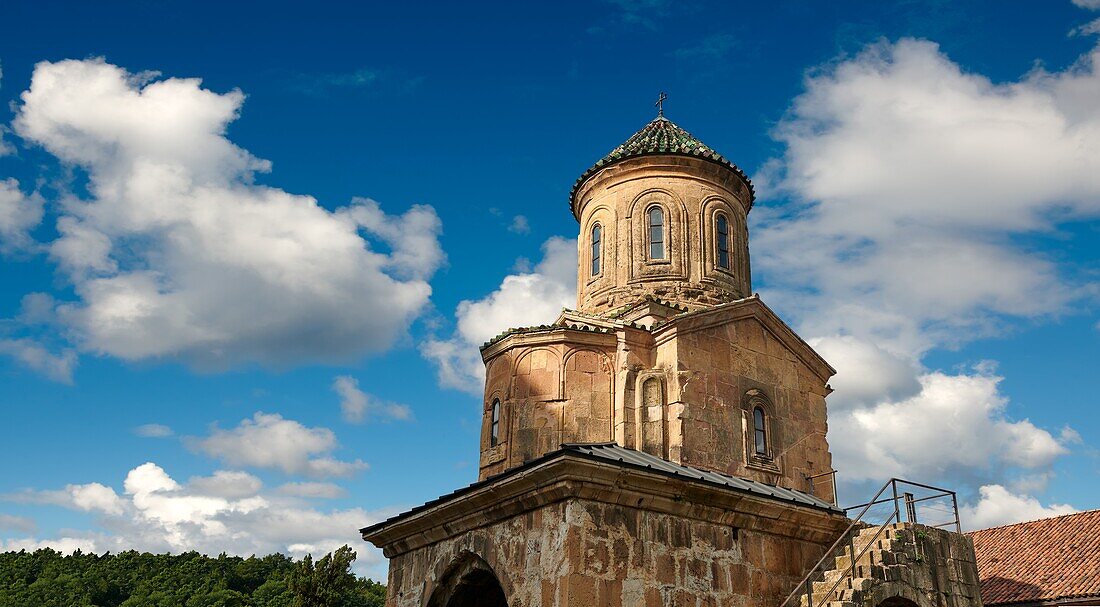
[569,116,754,216]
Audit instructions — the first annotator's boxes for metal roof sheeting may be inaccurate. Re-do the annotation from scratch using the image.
[564,443,840,512]
[362,442,840,535]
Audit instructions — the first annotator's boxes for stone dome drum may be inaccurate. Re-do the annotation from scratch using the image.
[570,115,756,315]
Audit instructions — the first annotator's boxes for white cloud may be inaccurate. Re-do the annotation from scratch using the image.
[758,38,1098,504]
[810,336,921,410]
[831,364,1069,483]
[0,514,36,533]
[188,412,367,478]
[0,178,44,252]
[186,470,263,500]
[133,423,174,438]
[507,215,530,234]
[7,58,443,371]
[759,38,1100,355]
[1072,18,1100,36]
[332,375,413,423]
[1,462,391,578]
[0,338,77,383]
[961,484,1077,530]
[3,482,126,516]
[422,236,577,393]
[1072,0,1100,10]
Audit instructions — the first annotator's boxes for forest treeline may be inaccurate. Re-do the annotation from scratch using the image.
[0,545,385,607]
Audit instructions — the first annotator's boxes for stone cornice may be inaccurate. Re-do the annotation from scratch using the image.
[652,295,836,383]
[480,326,618,361]
[362,450,849,558]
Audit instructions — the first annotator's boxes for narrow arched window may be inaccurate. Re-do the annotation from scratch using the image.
[490,399,501,447]
[591,224,602,276]
[716,213,731,270]
[753,406,767,455]
[648,207,665,260]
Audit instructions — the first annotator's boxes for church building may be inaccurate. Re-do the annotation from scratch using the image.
[362,108,984,607]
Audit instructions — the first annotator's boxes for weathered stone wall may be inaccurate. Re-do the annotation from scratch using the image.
[805,523,983,607]
[657,313,834,496]
[863,524,984,607]
[477,301,836,504]
[574,155,753,316]
[384,497,833,607]
[479,337,617,480]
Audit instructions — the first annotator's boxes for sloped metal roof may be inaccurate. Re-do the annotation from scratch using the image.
[361,442,840,536]
[564,443,839,512]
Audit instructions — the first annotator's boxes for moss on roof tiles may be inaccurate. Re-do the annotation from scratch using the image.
[569,115,755,215]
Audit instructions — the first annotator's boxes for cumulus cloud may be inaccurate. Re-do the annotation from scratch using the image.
[757,38,1099,508]
[0,338,77,383]
[422,236,577,393]
[6,58,443,373]
[759,38,1100,355]
[0,462,390,577]
[188,412,367,478]
[0,178,44,253]
[961,484,1077,530]
[810,336,921,410]
[186,470,263,500]
[332,375,413,423]
[831,365,1068,483]
[1072,0,1100,10]
[3,482,127,516]
[133,423,174,438]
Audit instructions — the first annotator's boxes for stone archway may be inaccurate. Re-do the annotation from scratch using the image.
[878,596,921,607]
[427,553,508,607]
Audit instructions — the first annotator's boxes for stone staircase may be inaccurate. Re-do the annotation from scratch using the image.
[799,523,921,607]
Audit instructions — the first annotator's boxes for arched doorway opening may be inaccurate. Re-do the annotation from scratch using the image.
[878,595,920,607]
[427,553,508,607]
[441,568,507,607]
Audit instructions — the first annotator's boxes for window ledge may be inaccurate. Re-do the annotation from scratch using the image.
[746,457,780,474]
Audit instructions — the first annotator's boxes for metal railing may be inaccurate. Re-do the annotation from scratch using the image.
[778,478,960,607]
[806,469,839,507]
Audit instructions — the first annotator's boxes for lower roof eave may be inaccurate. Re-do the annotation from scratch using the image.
[983,595,1100,607]
[361,447,848,559]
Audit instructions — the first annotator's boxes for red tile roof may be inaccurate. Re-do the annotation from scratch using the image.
[968,509,1100,606]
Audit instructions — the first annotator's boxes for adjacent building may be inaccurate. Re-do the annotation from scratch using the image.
[970,510,1100,607]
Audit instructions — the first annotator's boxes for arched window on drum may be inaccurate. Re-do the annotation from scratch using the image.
[591,223,602,276]
[489,399,501,447]
[716,213,731,270]
[647,206,665,260]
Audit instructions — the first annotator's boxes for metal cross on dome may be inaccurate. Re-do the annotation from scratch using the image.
[655,91,668,117]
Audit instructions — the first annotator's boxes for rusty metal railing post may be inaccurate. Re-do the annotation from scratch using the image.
[951,490,961,533]
[904,492,917,524]
[891,479,900,522]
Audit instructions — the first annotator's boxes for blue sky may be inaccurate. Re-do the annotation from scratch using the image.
[1,0,1098,578]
